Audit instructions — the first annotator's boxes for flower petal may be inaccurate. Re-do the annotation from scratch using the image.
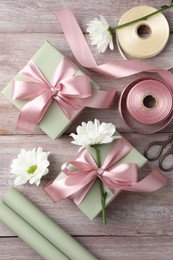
[11,147,50,186]
[87,15,113,53]
[14,175,28,186]
[70,119,116,147]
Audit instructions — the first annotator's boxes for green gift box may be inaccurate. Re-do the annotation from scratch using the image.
[1,41,100,139]
[46,132,147,220]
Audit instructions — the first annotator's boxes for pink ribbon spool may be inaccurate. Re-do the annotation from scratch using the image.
[119,77,173,134]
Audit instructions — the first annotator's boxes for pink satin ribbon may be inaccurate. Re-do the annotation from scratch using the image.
[54,9,173,133]
[54,9,173,79]
[44,138,167,205]
[119,77,173,134]
[12,57,116,131]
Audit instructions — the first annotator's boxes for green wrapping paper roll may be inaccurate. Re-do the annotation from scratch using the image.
[0,203,68,260]
[2,188,97,260]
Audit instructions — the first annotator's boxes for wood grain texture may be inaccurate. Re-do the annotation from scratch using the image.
[0,0,173,259]
[0,236,173,260]
[0,0,173,33]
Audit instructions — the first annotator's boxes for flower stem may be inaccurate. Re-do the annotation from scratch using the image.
[98,178,107,225]
[95,145,101,167]
[94,145,107,225]
[110,2,173,32]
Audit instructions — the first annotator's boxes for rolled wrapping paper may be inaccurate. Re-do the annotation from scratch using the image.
[2,188,97,260]
[119,77,173,134]
[0,203,68,260]
[116,6,170,59]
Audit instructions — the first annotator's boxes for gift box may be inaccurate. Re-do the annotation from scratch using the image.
[45,132,148,220]
[1,41,114,139]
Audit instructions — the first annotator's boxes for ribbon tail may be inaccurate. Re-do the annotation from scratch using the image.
[17,92,52,131]
[44,171,97,204]
[43,176,81,203]
[84,90,116,108]
[55,80,113,120]
[55,9,97,68]
[54,96,83,120]
[124,168,167,192]
[70,180,96,205]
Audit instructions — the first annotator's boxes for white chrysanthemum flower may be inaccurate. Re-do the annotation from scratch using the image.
[87,15,114,53]
[10,147,50,186]
[70,119,117,148]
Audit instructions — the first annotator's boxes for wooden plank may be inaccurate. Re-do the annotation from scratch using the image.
[0,237,42,260]
[76,236,173,260]
[0,0,173,33]
[0,134,172,237]
[0,236,173,260]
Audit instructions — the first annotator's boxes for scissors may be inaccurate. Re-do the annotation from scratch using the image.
[144,134,173,172]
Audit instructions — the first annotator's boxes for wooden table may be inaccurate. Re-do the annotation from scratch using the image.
[0,1,173,259]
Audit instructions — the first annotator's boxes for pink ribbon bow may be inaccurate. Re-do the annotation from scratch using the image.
[44,138,166,205]
[12,57,116,132]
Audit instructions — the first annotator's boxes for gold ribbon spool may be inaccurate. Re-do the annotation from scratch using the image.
[116,6,170,58]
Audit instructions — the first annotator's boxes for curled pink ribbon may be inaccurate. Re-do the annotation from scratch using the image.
[12,57,116,131]
[54,9,173,80]
[54,9,173,133]
[44,138,167,205]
